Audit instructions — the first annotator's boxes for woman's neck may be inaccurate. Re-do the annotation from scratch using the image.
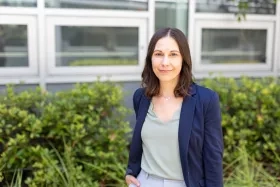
[159,81,177,97]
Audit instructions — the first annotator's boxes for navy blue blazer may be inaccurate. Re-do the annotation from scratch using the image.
[126,83,224,187]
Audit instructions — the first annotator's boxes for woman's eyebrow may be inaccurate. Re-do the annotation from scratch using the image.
[170,50,180,53]
[153,49,162,52]
[153,49,180,52]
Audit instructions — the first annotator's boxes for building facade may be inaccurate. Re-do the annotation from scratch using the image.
[0,0,279,90]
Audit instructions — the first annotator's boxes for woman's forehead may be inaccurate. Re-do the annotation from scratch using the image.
[154,37,180,51]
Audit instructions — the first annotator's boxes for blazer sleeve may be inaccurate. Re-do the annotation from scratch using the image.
[133,88,143,119]
[203,91,224,187]
[125,88,144,177]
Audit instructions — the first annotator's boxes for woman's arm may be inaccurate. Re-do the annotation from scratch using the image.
[125,88,144,177]
[203,92,224,187]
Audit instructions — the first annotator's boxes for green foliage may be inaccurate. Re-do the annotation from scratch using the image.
[224,145,280,187]
[25,142,99,187]
[0,82,131,186]
[0,170,3,183]
[6,169,23,187]
[234,0,278,21]
[201,76,280,178]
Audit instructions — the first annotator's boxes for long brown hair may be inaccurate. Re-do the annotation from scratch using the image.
[141,27,193,98]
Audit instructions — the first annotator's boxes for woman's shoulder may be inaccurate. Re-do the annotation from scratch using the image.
[194,83,216,95]
[193,83,220,116]
[133,87,145,98]
[193,83,219,103]
[132,87,145,105]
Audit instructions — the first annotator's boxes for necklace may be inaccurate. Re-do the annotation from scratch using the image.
[159,94,174,101]
[162,96,172,101]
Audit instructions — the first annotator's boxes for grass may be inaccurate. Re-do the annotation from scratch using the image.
[224,145,280,187]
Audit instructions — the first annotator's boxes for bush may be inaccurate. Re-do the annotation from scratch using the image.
[0,82,131,186]
[224,145,280,187]
[201,76,280,178]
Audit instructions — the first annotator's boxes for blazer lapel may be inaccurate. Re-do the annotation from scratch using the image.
[178,84,197,180]
[130,92,151,163]
[137,94,151,126]
[134,93,151,143]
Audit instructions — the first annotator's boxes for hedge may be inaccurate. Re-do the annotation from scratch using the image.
[0,82,131,186]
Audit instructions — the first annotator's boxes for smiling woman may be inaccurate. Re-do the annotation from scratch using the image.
[125,28,224,187]
[142,28,192,98]
[151,37,183,84]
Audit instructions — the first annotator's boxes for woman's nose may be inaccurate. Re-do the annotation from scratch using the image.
[161,55,169,65]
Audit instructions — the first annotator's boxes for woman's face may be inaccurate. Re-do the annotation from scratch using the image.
[151,36,183,84]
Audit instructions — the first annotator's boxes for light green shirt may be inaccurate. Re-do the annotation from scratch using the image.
[141,103,184,180]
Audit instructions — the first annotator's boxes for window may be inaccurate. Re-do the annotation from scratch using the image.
[0,0,36,7]
[201,29,267,64]
[0,15,38,76]
[155,0,188,35]
[46,16,147,76]
[45,0,148,11]
[0,25,28,67]
[196,0,276,14]
[194,20,274,72]
[55,26,139,67]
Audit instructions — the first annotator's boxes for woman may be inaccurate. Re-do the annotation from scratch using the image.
[125,28,223,187]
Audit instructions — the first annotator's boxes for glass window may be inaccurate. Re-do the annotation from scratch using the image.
[196,0,276,14]
[45,0,148,11]
[155,0,188,36]
[0,0,36,7]
[55,26,139,66]
[0,25,28,67]
[201,29,267,64]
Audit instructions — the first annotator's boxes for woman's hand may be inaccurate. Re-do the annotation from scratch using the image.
[125,175,140,186]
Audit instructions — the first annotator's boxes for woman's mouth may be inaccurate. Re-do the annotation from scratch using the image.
[159,70,172,73]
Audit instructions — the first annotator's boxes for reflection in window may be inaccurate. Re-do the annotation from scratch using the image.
[46,0,148,11]
[155,0,188,36]
[0,0,36,7]
[0,25,28,67]
[196,0,276,14]
[55,26,139,66]
[201,29,267,64]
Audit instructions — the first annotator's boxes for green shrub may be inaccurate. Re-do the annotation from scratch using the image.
[224,144,280,187]
[201,76,280,177]
[0,82,131,186]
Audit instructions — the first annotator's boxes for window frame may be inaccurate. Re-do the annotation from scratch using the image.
[45,16,148,76]
[194,19,274,72]
[0,15,38,77]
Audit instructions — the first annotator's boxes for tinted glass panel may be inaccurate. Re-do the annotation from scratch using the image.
[0,0,36,7]
[201,29,267,64]
[0,25,28,67]
[196,0,276,14]
[155,0,188,36]
[46,0,148,11]
[55,26,139,66]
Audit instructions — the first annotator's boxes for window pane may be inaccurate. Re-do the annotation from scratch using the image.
[196,0,276,14]
[155,0,188,36]
[46,0,148,11]
[0,0,36,7]
[201,29,267,64]
[0,25,29,67]
[55,26,139,66]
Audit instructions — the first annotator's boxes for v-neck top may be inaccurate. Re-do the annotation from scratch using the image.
[140,102,184,180]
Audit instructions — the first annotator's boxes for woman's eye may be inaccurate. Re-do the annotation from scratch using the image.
[171,53,177,56]
[154,53,162,56]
